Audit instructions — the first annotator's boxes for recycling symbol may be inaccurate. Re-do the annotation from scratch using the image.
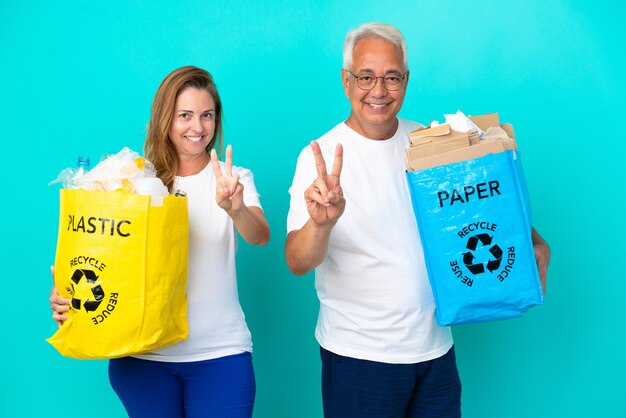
[69,269,105,312]
[462,233,503,275]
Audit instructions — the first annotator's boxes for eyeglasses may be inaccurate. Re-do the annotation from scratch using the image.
[345,70,407,91]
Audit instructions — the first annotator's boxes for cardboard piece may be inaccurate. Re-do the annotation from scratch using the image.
[468,113,500,131]
[410,124,457,145]
[406,112,517,172]
[407,139,507,171]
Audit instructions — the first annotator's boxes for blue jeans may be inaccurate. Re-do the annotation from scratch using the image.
[109,352,255,418]
[321,346,461,418]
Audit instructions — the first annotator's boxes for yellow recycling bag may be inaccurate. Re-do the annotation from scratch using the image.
[47,189,189,359]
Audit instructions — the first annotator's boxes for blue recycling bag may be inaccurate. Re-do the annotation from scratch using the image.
[406,150,543,326]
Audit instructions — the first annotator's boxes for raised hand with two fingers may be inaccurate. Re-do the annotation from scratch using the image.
[305,140,345,227]
[211,144,244,213]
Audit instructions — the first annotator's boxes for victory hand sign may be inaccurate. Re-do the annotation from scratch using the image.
[305,140,345,227]
[211,145,244,213]
[210,144,269,245]
[284,140,345,275]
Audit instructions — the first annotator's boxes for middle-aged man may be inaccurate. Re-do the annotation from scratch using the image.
[285,22,550,418]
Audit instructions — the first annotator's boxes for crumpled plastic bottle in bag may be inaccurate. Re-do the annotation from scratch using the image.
[50,147,167,194]
[48,156,91,189]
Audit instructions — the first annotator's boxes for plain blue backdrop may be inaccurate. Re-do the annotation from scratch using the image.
[2,1,624,417]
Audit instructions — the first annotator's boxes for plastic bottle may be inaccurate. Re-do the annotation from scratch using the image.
[68,156,91,189]
[75,156,91,179]
[49,156,91,188]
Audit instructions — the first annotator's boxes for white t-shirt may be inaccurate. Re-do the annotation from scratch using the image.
[135,161,261,363]
[287,119,453,364]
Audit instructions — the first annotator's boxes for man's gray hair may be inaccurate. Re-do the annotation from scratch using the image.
[343,22,408,71]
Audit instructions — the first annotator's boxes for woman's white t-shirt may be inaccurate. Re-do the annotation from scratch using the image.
[135,161,261,363]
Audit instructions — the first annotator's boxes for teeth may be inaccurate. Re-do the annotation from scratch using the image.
[186,136,203,142]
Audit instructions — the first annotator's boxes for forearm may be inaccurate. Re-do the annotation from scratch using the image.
[228,205,270,246]
[532,227,547,247]
[531,227,550,293]
[285,220,334,276]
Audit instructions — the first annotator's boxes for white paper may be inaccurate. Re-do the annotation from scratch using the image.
[444,110,485,138]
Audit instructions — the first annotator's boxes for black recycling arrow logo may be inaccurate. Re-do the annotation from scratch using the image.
[463,233,503,275]
[463,251,485,274]
[69,268,105,312]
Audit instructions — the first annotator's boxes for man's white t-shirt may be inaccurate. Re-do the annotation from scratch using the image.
[287,119,453,364]
[135,161,261,362]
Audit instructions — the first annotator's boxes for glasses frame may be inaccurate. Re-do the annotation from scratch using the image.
[345,69,408,91]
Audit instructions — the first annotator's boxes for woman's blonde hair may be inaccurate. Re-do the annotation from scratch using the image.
[144,66,223,191]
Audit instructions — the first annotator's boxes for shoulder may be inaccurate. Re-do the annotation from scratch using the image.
[296,122,344,162]
[232,165,255,183]
[231,164,253,176]
[398,117,424,133]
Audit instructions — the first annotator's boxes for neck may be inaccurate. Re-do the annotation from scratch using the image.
[177,152,210,176]
[345,115,399,140]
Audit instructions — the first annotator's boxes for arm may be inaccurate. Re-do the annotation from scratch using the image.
[285,141,344,276]
[228,205,269,246]
[285,221,334,276]
[531,227,550,294]
[211,146,270,246]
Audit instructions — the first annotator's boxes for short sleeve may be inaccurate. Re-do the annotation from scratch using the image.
[233,165,262,210]
[287,147,316,233]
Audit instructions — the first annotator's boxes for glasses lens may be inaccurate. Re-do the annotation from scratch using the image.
[356,74,375,90]
[383,74,403,90]
[351,72,405,91]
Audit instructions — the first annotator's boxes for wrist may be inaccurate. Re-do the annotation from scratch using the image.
[308,218,336,235]
[226,204,246,219]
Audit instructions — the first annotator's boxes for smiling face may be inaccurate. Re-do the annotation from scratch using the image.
[343,37,409,140]
[168,87,216,165]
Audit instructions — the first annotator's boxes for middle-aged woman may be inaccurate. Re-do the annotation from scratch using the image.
[50,65,270,417]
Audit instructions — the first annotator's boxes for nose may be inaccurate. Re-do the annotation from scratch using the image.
[190,116,203,132]
[369,77,388,97]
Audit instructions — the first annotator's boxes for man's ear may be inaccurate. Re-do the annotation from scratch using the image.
[342,68,350,97]
[404,70,410,89]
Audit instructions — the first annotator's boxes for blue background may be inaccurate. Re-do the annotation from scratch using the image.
[2,1,624,417]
